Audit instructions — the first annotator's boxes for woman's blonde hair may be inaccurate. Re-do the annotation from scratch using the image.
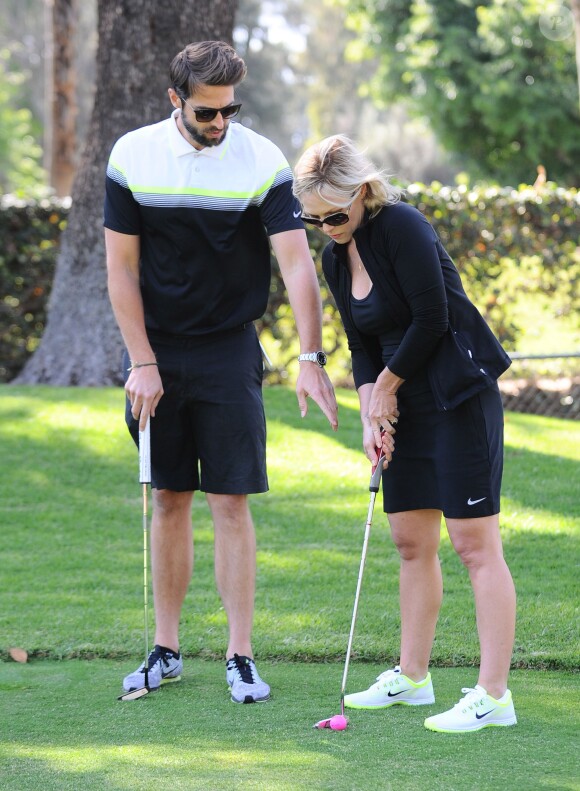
[293,134,401,218]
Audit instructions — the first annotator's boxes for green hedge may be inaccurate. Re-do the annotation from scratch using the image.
[260,182,579,383]
[0,196,68,382]
[1,184,578,383]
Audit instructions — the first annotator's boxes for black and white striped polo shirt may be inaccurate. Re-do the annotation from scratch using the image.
[104,110,304,336]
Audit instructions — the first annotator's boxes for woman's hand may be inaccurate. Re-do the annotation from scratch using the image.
[368,367,403,449]
[362,419,394,469]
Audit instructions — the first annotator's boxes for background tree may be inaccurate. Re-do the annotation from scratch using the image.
[0,0,91,195]
[46,0,78,197]
[299,0,459,183]
[16,0,238,385]
[346,0,580,185]
[234,0,309,159]
[0,0,45,131]
[572,0,580,109]
[0,50,46,196]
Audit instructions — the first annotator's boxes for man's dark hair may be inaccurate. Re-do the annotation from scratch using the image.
[170,40,247,100]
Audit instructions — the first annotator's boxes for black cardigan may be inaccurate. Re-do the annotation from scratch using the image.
[322,202,511,411]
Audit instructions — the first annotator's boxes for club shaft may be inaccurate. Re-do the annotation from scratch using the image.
[340,491,377,699]
[143,482,149,686]
[138,417,151,689]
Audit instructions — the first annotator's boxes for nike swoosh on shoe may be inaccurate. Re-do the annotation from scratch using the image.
[475,709,496,719]
[387,688,412,697]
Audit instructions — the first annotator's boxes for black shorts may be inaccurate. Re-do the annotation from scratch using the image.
[124,325,268,494]
[382,369,504,519]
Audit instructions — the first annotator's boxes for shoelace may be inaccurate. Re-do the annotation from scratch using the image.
[376,666,401,685]
[455,687,485,710]
[142,646,173,675]
[229,653,256,684]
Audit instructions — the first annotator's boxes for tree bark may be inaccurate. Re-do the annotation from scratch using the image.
[48,0,78,197]
[17,0,238,385]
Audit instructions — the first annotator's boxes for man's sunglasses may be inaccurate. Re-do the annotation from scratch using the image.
[182,98,242,123]
[300,193,359,228]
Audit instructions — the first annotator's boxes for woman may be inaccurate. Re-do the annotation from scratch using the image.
[293,135,517,733]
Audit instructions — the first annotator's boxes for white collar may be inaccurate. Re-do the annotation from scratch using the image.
[168,108,232,159]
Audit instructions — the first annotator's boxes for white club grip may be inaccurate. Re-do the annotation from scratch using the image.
[139,418,151,484]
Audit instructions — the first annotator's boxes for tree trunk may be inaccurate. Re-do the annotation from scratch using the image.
[571,0,580,112]
[49,0,78,197]
[17,0,238,385]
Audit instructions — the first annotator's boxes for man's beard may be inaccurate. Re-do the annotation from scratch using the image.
[181,112,227,148]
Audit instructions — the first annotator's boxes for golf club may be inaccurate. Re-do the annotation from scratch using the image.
[314,444,385,730]
[118,417,153,701]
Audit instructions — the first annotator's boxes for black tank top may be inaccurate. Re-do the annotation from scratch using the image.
[350,285,405,352]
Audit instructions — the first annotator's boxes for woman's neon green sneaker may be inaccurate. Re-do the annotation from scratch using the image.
[344,666,435,709]
[424,685,517,733]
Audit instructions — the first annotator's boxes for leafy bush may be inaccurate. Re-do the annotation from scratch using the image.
[407,182,580,347]
[0,196,68,382]
[260,182,579,383]
[1,183,578,383]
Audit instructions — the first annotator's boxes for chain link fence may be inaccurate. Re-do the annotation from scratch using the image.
[499,353,580,420]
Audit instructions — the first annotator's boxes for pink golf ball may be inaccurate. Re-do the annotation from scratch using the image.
[329,715,348,731]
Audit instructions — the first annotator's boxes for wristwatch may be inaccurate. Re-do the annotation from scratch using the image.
[298,351,327,367]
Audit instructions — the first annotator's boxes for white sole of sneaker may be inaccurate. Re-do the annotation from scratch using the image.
[123,674,181,693]
[160,675,181,686]
[425,717,517,733]
[345,697,435,710]
[228,686,271,704]
[231,697,271,703]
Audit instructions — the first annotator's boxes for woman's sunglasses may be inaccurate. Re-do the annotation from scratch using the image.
[300,193,359,228]
[182,98,242,123]
[300,210,351,228]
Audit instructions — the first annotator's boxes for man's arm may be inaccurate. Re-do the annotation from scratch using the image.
[105,228,163,430]
[270,229,338,430]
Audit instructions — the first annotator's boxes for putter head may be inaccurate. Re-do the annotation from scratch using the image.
[118,686,151,701]
[313,717,332,729]
[313,714,349,730]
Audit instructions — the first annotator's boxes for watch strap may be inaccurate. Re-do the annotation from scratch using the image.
[298,351,327,367]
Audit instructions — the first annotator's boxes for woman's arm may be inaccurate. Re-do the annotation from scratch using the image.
[379,206,449,381]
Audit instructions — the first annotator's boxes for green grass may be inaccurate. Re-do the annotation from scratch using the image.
[0,661,578,791]
[0,385,579,790]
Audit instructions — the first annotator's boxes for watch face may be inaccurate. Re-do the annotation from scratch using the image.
[316,351,327,367]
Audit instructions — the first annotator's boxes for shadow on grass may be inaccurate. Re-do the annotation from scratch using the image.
[1,386,578,671]
[266,386,580,513]
[0,662,578,791]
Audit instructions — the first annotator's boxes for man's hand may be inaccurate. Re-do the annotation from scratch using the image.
[296,363,338,430]
[125,366,164,431]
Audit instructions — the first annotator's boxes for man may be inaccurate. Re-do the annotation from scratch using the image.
[104,41,337,703]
